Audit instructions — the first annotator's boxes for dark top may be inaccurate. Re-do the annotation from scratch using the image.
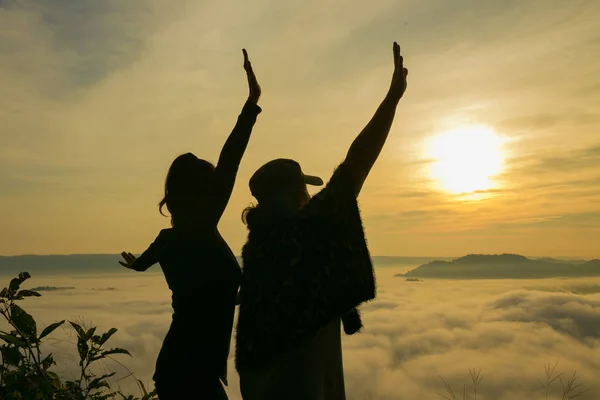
[131,101,261,385]
[235,164,376,371]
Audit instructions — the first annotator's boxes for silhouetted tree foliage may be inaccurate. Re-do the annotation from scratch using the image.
[0,272,157,399]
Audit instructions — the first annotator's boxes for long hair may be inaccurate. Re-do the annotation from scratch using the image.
[159,153,215,228]
[241,204,273,234]
[242,182,310,233]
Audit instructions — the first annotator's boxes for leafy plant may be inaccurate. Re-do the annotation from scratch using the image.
[0,272,157,400]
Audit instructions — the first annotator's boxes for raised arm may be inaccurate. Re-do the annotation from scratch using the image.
[212,49,262,223]
[342,42,408,195]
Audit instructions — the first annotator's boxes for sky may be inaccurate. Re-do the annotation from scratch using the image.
[3,269,600,399]
[1,0,599,257]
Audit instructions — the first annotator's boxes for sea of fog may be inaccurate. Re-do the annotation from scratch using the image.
[1,263,599,400]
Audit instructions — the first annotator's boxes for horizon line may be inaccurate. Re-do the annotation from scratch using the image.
[0,253,592,260]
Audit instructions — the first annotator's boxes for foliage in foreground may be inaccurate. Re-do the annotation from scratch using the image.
[437,365,589,400]
[0,272,156,400]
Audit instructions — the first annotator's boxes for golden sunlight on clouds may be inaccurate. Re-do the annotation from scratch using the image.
[8,270,600,399]
[426,125,506,195]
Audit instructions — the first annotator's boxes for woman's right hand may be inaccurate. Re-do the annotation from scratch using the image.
[243,49,261,104]
[118,251,137,270]
[387,42,408,101]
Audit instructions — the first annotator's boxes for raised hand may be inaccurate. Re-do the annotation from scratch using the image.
[388,42,408,101]
[118,251,137,270]
[243,49,261,104]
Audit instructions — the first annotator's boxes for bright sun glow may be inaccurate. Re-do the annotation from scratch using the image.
[426,125,505,194]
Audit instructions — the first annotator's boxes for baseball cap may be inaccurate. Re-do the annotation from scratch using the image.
[249,158,323,202]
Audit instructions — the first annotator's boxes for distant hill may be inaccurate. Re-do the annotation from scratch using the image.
[534,257,586,265]
[579,259,600,271]
[370,256,453,266]
[31,286,75,291]
[2,254,596,279]
[0,254,133,275]
[401,254,599,279]
[0,254,451,276]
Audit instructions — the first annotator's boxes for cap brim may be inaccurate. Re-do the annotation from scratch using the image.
[303,174,324,186]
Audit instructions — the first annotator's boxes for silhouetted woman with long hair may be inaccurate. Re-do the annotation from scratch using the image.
[118,49,261,400]
[235,42,408,400]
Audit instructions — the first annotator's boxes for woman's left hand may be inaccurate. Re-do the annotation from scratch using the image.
[243,49,261,104]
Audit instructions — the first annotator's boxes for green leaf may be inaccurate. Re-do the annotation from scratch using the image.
[95,392,119,400]
[16,290,41,298]
[0,333,26,347]
[10,304,37,339]
[84,326,97,341]
[77,337,89,363]
[1,345,22,365]
[142,390,158,400]
[138,379,148,396]
[91,334,103,344]
[87,372,115,391]
[41,353,55,370]
[18,272,31,281]
[0,288,8,298]
[47,371,62,389]
[89,354,105,362]
[65,380,82,392]
[99,328,118,345]
[69,321,86,339]
[39,320,65,340]
[102,347,131,357]
[9,278,22,291]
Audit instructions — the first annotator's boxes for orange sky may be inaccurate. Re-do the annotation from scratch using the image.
[1,0,599,257]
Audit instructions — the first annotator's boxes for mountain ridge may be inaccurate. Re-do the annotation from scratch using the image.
[400,254,599,279]
[1,253,597,278]
[0,254,450,275]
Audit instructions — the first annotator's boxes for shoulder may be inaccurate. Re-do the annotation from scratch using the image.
[154,228,174,246]
[301,163,355,217]
[158,228,172,238]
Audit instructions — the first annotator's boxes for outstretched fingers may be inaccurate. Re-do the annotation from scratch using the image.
[242,48,251,72]
[243,48,261,103]
[394,42,405,76]
[120,251,136,264]
[388,41,408,99]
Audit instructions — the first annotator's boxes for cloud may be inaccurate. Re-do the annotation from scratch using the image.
[360,139,600,257]
[341,272,600,400]
[4,270,600,399]
[505,144,600,181]
[1,0,600,259]
[486,290,600,342]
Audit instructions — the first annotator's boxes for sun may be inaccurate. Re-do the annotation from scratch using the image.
[426,125,505,194]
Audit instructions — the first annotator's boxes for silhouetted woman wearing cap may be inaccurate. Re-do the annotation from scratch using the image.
[117,50,261,400]
[236,42,408,400]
